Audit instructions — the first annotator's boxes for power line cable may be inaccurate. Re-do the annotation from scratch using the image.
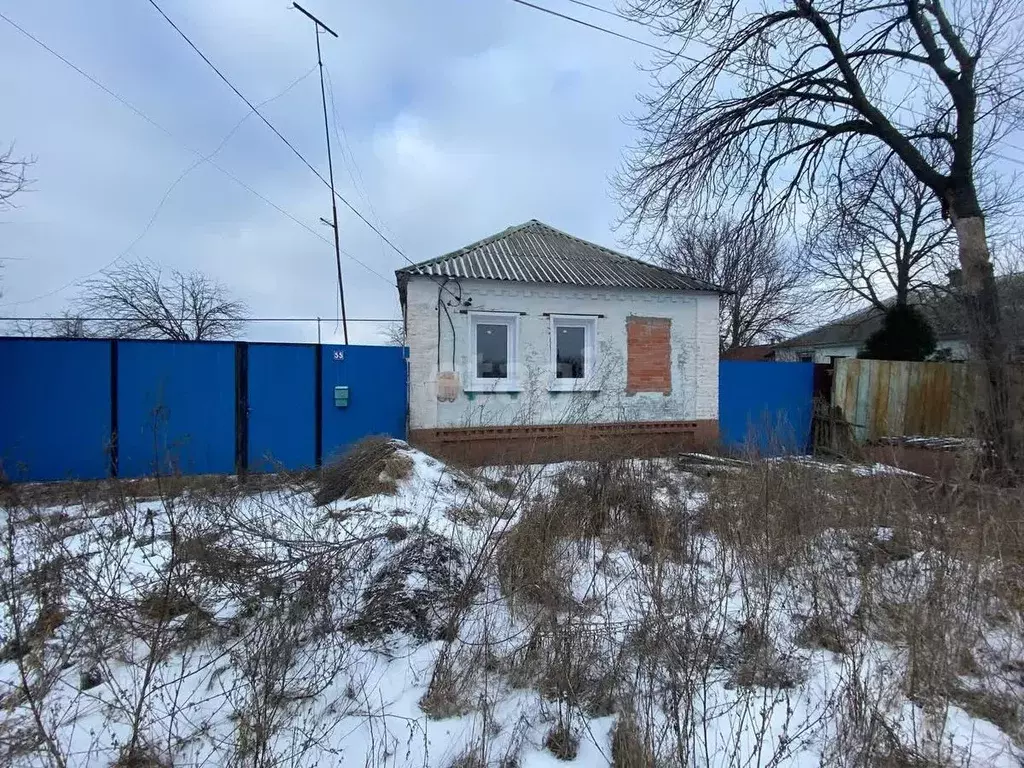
[0,12,396,306]
[9,65,322,306]
[145,1,464,309]
[510,0,675,56]
[324,65,393,244]
[563,0,1024,151]
[511,0,1024,162]
[562,0,649,27]
[0,315,400,322]
[146,0,420,270]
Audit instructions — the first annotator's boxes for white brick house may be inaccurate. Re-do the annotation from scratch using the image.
[396,220,723,463]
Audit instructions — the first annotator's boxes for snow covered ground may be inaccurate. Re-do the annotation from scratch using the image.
[0,444,1021,767]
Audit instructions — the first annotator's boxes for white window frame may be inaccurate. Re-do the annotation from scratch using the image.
[549,315,599,392]
[467,311,521,392]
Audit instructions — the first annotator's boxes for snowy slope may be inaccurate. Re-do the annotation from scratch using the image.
[0,444,1020,767]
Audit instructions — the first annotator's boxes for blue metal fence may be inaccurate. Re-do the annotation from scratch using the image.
[0,338,408,482]
[321,345,409,463]
[247,343,317,473]
[117,341,237,478]
[2,340,816,481]
[0,339,113,481]
[719,361,815,455]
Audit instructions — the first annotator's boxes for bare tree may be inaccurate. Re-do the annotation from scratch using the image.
[805,158,956,311]
[382,321,406,346]
[1,143,32,297]
[657,217,806,350]
[5,312,90,339]
[0,143,31,211]
[622,0,1024,469]
[75,258,248,341]
[48,311,91,339]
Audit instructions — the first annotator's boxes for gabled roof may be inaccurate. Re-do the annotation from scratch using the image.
[722,344,777,361]
[780,274,1024,348]
[395,220,724,295]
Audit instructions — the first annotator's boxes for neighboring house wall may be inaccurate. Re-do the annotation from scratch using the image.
[779,339,969,363]
[404,277,719,431]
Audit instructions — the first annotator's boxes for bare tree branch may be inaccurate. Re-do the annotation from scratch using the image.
[0,143,31,211]
[621,0,1024,472]
[382,321,406,347]
[657,217,808,350]
[804,157,957,310]
[74,259,249,341]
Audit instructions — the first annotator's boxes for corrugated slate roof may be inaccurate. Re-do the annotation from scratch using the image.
[779,274,1024,348]
[396,220,723,293]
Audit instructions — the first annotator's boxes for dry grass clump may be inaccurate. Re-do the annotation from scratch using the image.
[136,587,197,623]
[112,743,170,768]
[543,719,579,761]
[496,459,685,616]
[533,618,620,716]
[723,621,803,689]
[445,750,486,768]
[610,715,656,768]
[419,654,474,720]
[314,436,413,504]
[552,460,685,555]
[347,533,466,642]
[495,496,581,615]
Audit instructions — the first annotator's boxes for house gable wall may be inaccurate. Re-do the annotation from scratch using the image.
[404,277,719,430]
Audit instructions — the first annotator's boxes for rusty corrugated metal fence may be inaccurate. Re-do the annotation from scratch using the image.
[832,359,975,441]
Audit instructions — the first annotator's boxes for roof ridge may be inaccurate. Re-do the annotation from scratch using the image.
[396,220,540,274]
[527,220,724,291]
[395,219,726,293]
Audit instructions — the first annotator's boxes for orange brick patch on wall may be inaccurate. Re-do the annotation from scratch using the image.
[626,316,671,394]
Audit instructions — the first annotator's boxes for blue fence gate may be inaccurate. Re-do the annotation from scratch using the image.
[0,338,408,482]
[718,361,815,455]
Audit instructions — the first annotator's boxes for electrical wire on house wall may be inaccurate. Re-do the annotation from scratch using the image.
[436,277,462,370]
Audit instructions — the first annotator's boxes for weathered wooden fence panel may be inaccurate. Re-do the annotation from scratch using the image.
[833,359,975,441]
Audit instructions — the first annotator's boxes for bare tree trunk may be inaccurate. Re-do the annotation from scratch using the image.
[951,213,1018,474]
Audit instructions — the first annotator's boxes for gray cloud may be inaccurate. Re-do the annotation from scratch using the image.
[1,0,652,344]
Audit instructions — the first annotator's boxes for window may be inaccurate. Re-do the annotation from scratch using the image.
[550,315,598,391]
[468,312,520,391]
[477,323,508,378]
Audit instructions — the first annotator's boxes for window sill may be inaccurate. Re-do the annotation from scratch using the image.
[464,380,522,393]
[549,381,601,393]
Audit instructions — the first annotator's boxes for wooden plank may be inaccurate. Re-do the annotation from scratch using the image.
[921,363,937,435]
[841,359,860,431]
[934,362,953,435]
[905,363,924,436]
[892,362,909,436]
[871,360,892,439]
[886,361,908,438]
[833,358,847,414]
[855,358,872,442]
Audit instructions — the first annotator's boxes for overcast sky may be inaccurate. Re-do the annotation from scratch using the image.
[0,0,662,344]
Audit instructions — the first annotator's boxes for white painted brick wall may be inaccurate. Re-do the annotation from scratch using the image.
[404,277,720,430]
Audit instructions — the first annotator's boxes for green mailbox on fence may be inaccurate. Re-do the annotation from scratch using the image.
[334,386,349,408]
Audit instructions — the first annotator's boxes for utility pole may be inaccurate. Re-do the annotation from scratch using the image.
[293,2,348,344]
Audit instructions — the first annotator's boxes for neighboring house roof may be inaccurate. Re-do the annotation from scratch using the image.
[722,345,776,361]
[396,220,724,300]
[781,274,1024,349]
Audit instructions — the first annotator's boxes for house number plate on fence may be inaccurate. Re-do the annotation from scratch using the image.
[333,351,344,361]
